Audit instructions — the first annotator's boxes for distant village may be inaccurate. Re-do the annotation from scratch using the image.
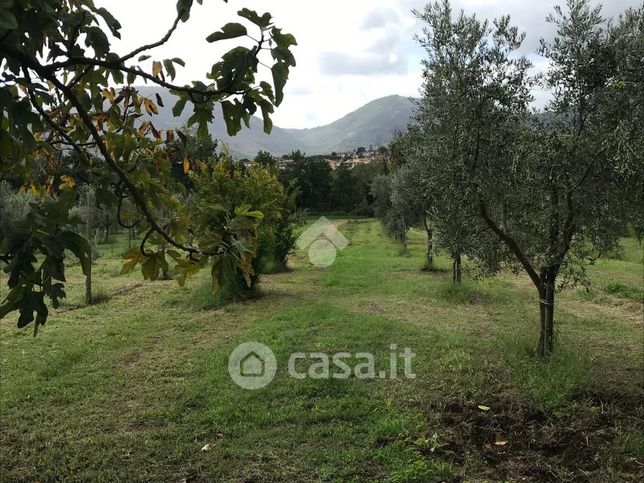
[241,146,389,170]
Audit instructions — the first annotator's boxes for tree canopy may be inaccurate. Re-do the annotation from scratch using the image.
[404,0,643,356]
[0,0,296,333]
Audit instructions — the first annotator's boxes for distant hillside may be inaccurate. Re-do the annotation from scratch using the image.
[135,86,415,158]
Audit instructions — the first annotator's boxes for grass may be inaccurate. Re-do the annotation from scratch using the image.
[1,220,642,481]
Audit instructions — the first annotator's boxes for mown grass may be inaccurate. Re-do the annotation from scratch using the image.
[1,220,642,481]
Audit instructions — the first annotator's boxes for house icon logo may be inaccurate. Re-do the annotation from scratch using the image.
[240,351,265,377]
[228,342,277,389]
[296,216,349,267]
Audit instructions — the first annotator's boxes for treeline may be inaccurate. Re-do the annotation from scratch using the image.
[371,0,643,357]
[256,150,388,215]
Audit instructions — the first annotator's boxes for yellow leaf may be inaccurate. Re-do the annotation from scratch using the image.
[141,97,159,114]
[494,435,508,446]
[59,175,76,190]
[201,443,211,452]
[101,88,115,102]
[152,61,162,77]
[142,98,158,115]
[477,405,491,411]
[183,158,190,174]
[138,121,149,136]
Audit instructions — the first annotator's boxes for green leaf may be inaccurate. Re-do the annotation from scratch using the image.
[86,27,110,58]
[259,101,273,134]
[237,8,272,28]
[93,7,122,39]
[172,96,188,117]
[176,0,193,22]
[0,9,18,30]
[206,22,247,42]
[187,103,213,138]
[59,231,91,277]
[221,100,242,136]
[163,59,176,80]
[271,28,297,48]
[271,63,288,106]
[219,46,250,92]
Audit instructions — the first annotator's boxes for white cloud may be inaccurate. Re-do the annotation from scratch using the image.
[361,8,401,30]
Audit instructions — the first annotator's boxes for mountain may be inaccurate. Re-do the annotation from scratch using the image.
[135,86,415,158]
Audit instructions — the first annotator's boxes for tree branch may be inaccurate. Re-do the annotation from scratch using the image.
[119,12,183,64]
[17,55,211,257]
[479,198,542,290]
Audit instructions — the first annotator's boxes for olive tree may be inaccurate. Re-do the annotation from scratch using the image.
[388,130,437,270]
[414,0,641,356]
[0,0,296,333]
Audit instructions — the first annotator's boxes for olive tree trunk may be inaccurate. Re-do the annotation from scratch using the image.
[537,268,556,357]
[452,252,461,283]
[422,215,434,270]
[85,191,93,305]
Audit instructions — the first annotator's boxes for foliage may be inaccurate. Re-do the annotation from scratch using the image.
[411,0,642,355]
[330,163,361,213]
[370,174,393,223]
[0,0,296,331]
[0,179,34,229]
[254,150,279,173]
[280,156,333,212]
[167,128,219,192]
[188,156,295,296]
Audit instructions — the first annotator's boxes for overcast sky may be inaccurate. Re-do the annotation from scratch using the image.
[98,0,640,129]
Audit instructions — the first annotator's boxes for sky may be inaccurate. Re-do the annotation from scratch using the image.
[97,0,640,129]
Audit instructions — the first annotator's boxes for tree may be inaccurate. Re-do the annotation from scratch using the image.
[351,162,383,215]
[389,130,436,270]
[413,0,641,356]
[255,150,278,173]
[188,156,296,295]
[485,0,643,356]
[0,1,296,333]
[330,163,360,213]
[280,156,332,212]
[370,174,393,223]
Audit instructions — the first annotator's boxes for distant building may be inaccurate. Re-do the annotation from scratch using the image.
[278,157,294,170]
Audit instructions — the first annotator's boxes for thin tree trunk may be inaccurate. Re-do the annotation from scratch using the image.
[422,215,434,270]
[452,252,461,283]
[537,269,555,357]
[401,220,407,253]
[85,257,92,305]
[85,192,93,305]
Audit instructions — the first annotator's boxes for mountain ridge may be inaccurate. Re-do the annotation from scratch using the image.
[135,86,416,158]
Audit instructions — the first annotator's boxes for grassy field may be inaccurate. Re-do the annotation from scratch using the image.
[1,219,642,482]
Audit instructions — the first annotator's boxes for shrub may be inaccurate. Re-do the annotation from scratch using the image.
[188,156,296,298]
